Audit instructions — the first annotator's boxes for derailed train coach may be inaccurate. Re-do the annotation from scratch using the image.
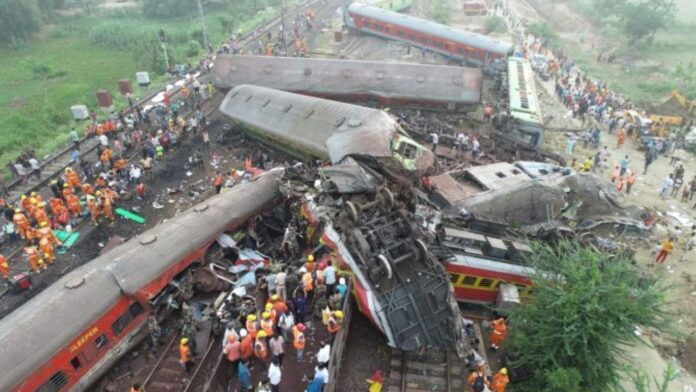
[344,2,513,66]
[219,84,435,179]
[211,55,483,112]
[0,170,284,392]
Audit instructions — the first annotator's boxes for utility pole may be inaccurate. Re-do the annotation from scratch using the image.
[158,29,170,73]
[197,0,211,53]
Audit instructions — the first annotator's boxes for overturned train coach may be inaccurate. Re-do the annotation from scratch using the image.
[0,170,284,392]
[344,2,513,66]
[219,84,435,179]
[211,55,483,112]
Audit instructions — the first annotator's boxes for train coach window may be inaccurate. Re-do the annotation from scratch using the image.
[462,276,478,286]
[111,302,145,336]
[70,357,81,370]
[479,278,493,288]
[36,371,68,392]
[95,334,109,350]
[449,273,461,284]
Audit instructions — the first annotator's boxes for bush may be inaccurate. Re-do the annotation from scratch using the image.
[484,16,505,34]
[143,0,196,18]
[433,0,449,25]
[185,40,200,57]
[88,22,192,50]
[527,22,558,44]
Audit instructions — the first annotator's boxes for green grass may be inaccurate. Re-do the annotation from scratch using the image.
[557,0,696,103]
[0,2,281,178]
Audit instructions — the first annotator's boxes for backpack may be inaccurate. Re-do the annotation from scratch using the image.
[472,374,485,392]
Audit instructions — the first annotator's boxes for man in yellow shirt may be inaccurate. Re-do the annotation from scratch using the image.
[655,237,674,264]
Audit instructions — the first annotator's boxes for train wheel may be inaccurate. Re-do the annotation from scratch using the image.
[377,254,393,280]
[345,201,360,223]
[378,188,395,210]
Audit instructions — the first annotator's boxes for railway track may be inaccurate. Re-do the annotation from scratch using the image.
[3,0,327,203]
[388,349,465,392]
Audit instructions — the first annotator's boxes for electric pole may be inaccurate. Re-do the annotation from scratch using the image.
[197,0,211,53]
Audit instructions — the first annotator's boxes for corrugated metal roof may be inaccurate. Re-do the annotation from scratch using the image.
[348,2,513,55]
[212,55,482,105]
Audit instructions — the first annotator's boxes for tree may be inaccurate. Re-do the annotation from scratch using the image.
[0,0,42,44]
[618,0,675,45]
[508,241,671,391]
[673,62,696,98]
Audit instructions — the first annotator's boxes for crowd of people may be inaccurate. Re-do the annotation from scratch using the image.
[170,253,349,392]
[0,77,211,280]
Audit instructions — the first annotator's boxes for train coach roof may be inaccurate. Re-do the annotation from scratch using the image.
[0,169,284,390]
[348,2,513,55]
[220,85,399,164]
[111,169,283,296]
[211,55,482,104]
[0,266,121,390]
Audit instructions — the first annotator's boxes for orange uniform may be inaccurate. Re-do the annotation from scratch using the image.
[240,335,254,360]
[36,226,60,246]
[292,326,305,350]
[490,370,510,392]
[260,319,274,337]
[50,198,65,215]
[302,272,314,293]
[54,205,70,226]
[101,197,115,221]
[62,186,73,200]
[246,319,259,339]
[81,183,95,196]
[490,318,507,349]
[13,211,29,239]
[66,194,82,216]
[21,197,31,212]
[25,246,46,273]
[87,198,100,224]
[66,170,81,188]
[179,342,191,364]
[39,236,55,264]
[33,208,49,227]
[0,255,9,279]
[25,226,37,244]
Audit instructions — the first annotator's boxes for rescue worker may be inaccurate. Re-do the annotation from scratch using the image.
[62,183,73,200]
[87,196,100,225]
[246,314,259,338]
[270,295,288,322]
[100,193,116,224]
[254,330,269,370]
[39,235,56,264]
[240,328,254,362]
[25,225,37,245]
[65,167,81,189]
[305,254,316,273]
[33,202,50,227]
[66,193,82,217]
[490,317,507,350]
[292,322,306,361]
[31,192,43,204]
[49,197,65,215]
[179,337,193,373]
[261,311,275,337]
[302,268,314,304]
[81,182,95,196]
[13,209,29,239]
[327,310,343,335]
[54,203,70,227]
[37,221,61,246]
[0,254,10,280]
[490,368,509,392]
[20,194,31,211]
[265,302,278,323]
[130,383,144,392]
[467,366,489,392]
[213,171,223,194]
[25,245,46,273]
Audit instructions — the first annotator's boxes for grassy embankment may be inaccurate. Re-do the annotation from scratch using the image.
[559,0,696,104]
[0,3,281,178]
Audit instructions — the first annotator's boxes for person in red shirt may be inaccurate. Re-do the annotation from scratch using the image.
[239,329,254,361]
[223,334,241,375]
[213,171,223,194]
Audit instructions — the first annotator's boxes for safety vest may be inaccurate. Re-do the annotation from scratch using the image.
[246,320,258,338]
[292,327,305,350]
[261,319,274,336]
[179,343,191,363]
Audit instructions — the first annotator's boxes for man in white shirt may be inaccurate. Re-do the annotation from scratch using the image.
[317,342,330,366]
[99,133,109,147]
[268,357,282,392]
[430,132,439,153]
